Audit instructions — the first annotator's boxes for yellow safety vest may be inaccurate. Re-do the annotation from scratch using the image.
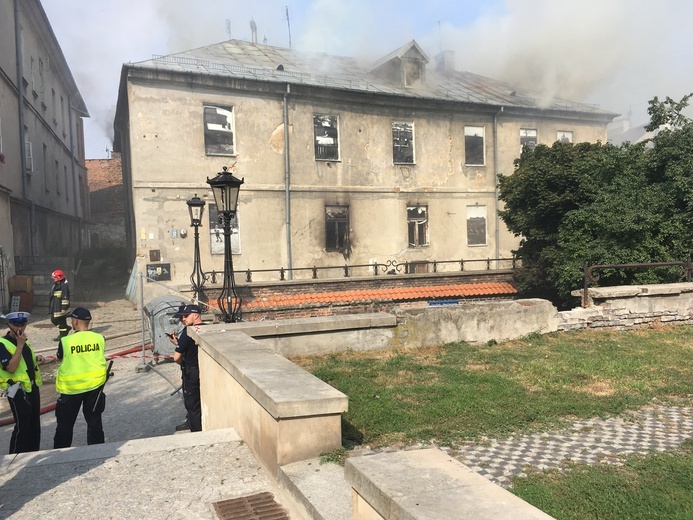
[0,338,42,392]
[56,330,107,395]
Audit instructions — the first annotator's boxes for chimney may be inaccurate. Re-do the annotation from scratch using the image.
[434,50,455,73]
[250,20,257,44]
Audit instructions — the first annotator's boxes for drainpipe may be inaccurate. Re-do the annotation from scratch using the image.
[14,0,36,256]
[283,84,293,279]
[493,106,504,268]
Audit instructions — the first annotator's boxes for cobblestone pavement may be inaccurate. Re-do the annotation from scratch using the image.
[452,405,693,488]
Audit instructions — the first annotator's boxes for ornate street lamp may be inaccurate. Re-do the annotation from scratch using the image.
[186,194,206,306]
[206,166,244,322]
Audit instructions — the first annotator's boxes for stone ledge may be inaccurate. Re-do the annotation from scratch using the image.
[192,329,348,419]
[345,448,554,520]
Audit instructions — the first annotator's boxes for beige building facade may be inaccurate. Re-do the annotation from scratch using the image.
[0,0,88,310]
[114,39,615,300]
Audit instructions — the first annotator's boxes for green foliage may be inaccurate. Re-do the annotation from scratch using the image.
[498,94,693,308]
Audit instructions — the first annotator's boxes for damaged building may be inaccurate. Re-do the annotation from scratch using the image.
[113,38,616,301]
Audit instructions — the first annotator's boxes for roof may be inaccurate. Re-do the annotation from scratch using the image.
[240,282,517,311]
[125,39,614,117]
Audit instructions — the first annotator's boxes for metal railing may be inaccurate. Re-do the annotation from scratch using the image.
[200,257,518,284]
[582,260,693,307]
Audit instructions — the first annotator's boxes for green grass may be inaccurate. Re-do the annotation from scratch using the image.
[293,325,693,518]
[511,440,693,519]
[292,326,693,447]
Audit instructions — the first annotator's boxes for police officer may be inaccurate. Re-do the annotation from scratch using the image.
[168,304,204,432]
[49,269,71,341]
[0,312,43,453]
[54,307,108,448]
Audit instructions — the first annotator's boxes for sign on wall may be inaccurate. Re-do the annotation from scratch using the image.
[146,263,171,282]
[208,204,241,255]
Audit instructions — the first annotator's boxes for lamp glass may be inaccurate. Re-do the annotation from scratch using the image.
[186,195,206,226]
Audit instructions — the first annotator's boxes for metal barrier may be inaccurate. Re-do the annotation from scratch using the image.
[582,260,693,307]
[200,257,518,283]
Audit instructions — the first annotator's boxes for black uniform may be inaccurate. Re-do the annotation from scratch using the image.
[175,325,202,432]
[0,333,41,453]
[49,279,71,338]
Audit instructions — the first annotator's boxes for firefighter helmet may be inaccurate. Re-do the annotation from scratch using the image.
[51,269,65,281]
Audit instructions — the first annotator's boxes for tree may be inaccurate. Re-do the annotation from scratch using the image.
[498,94,693,309]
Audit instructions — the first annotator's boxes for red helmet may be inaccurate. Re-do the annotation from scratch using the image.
[51,269,65,281]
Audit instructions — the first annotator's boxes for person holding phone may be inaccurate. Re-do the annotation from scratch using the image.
[0,312,44,453]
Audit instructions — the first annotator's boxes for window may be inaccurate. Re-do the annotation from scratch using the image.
[0,116,3,155]
[407,205,428,247]
[64,165,69,200]
[392,122,414,164]
[203,105,235,155]
[38,58,44,95]
[208,204,241,255]
[325,205,349,251]
[557,130,573,143]
[55,160,60,194]
[25,140,34,173]
[520,128,537,153]
[314,115,339,161]
[464,126,485,165]
[467,205,487,246]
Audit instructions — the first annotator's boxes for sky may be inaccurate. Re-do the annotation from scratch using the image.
[42,0,693,159]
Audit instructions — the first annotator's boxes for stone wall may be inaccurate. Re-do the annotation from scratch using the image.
[559,283,693,331]
[86,153,126,248]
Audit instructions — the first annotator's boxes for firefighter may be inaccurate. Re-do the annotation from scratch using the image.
[0,311,44,453]
[49,269,71,341]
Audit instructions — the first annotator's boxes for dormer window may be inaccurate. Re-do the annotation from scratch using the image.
[371,40,429,89]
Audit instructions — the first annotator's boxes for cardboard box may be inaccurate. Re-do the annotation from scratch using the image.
[9,275,33,293]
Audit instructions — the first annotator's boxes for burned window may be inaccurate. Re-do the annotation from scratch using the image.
[520,128,537,153]
[204,105,235,155]
[392,122,414,164]
[325,205,349,251]
[407,205,428,247]
[314,115,339,161]
[467,205,487,246]
[557,130,573,143]
[464,126,484,165]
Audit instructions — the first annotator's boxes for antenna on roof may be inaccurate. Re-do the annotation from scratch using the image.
[225,19,231,40]
[286,6,292,49]
[438,20,442,53]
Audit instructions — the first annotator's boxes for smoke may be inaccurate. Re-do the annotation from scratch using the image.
[42,0,693,158]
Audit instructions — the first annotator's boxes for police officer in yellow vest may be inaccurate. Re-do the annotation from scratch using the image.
[0,311,44,453]
[54,307,108,448]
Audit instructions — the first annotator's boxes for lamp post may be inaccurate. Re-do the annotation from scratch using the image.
[206,166,244,323]
[186,194,206,306]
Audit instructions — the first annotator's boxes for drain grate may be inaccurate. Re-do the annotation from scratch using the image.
[212,491,290,520]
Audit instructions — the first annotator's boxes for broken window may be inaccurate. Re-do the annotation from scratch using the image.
[520,128,537,153]
[204,105,235,156]
[325,205,349,251]
[392,122,414,164]
[464,126,484,165]
[314,115,339,160]
[557,130,573,143]
[467,205,487,246]
[407,205,428,247]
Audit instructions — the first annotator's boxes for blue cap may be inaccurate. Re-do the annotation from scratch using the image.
[69,307,92,321]
[173,304,201,318]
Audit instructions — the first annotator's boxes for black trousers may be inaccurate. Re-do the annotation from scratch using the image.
[7,384,41,454]
[182,366,201,432]
[51,315,70,337]
[54,386,106,448]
